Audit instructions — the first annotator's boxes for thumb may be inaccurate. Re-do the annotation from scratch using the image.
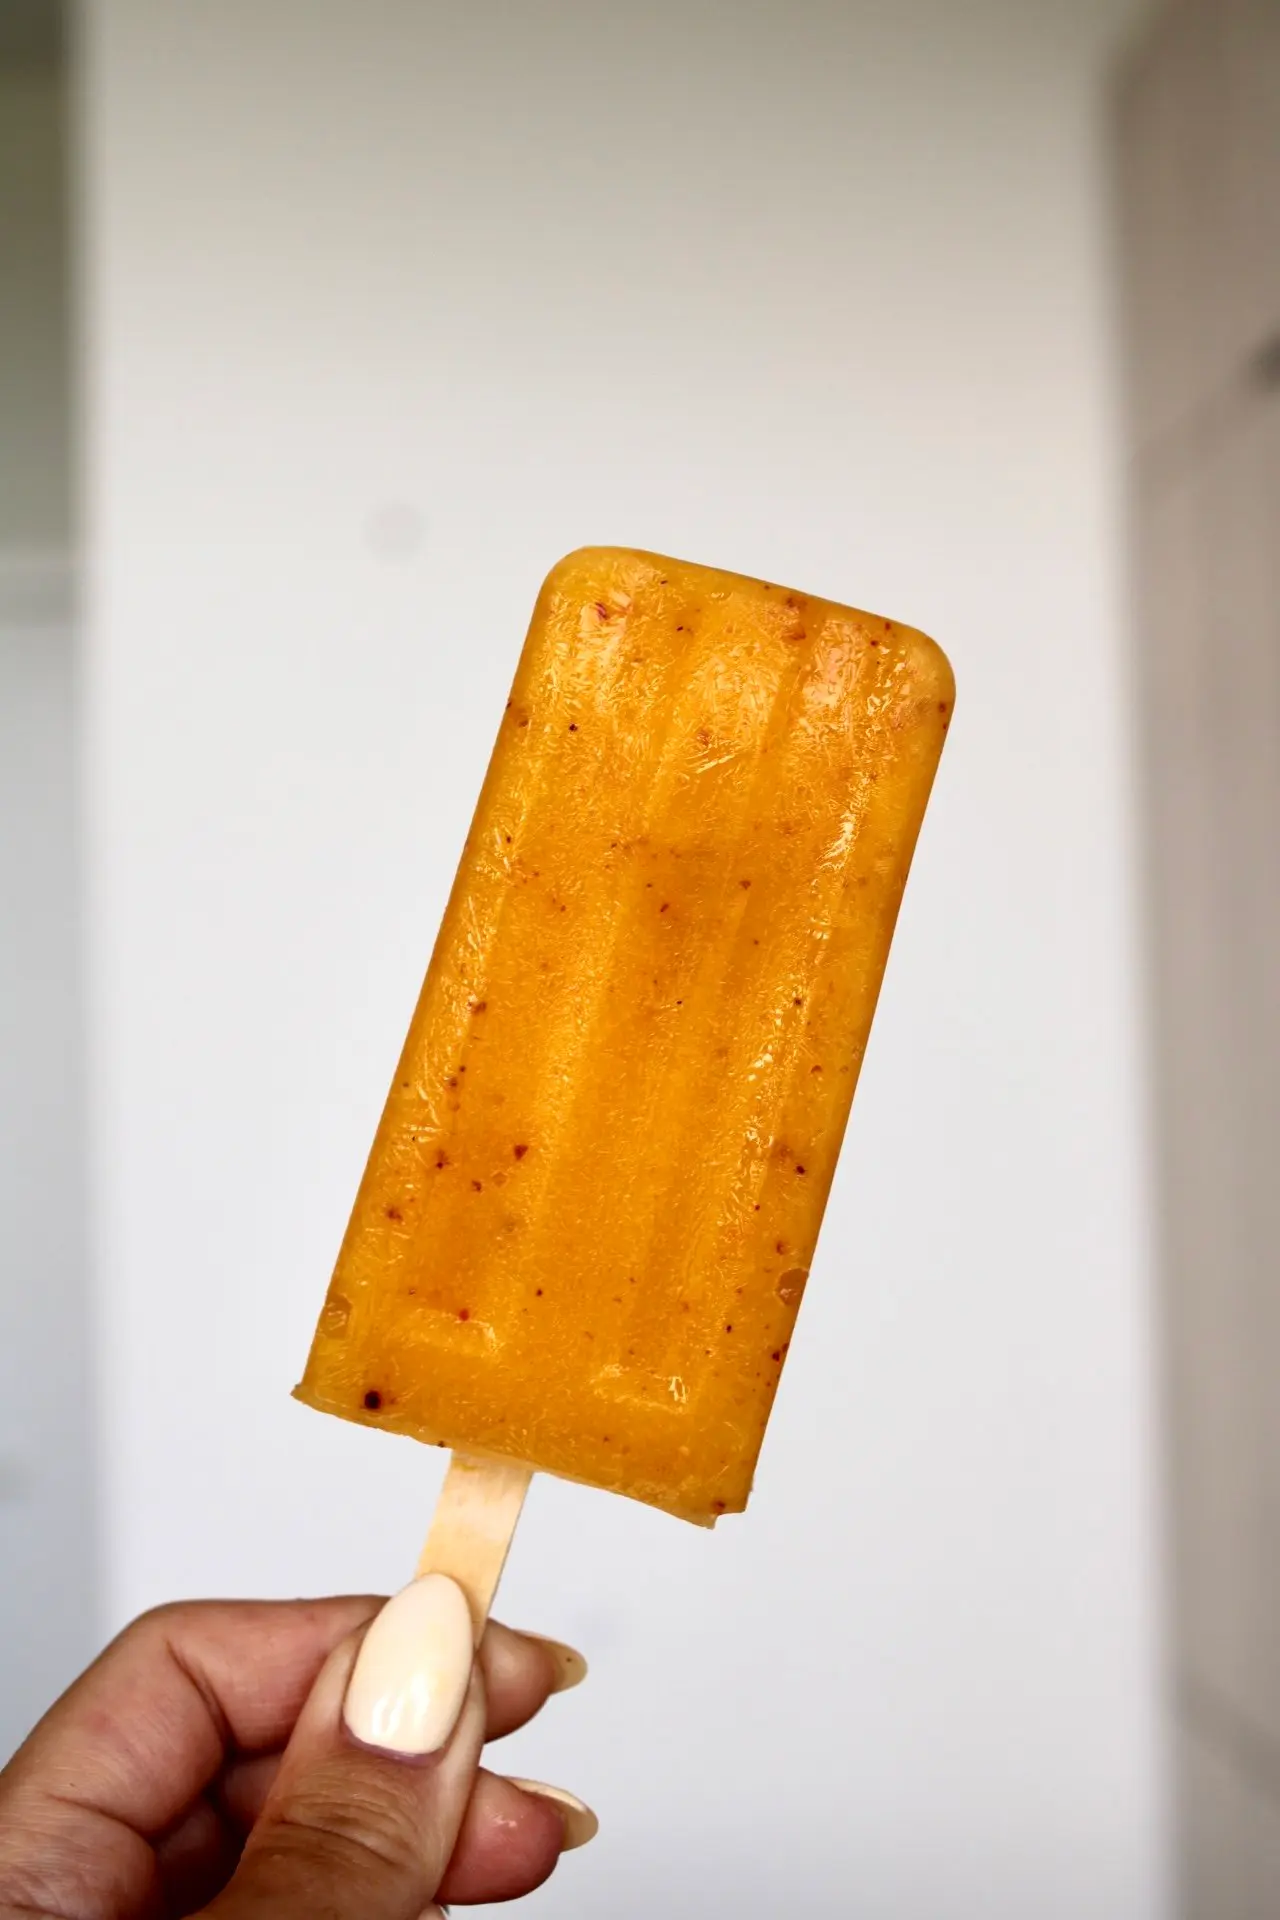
[202,1574,481,1920]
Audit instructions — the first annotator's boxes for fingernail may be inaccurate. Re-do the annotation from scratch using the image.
[506,1778,599,1850]
[343,1573,473,1756]
[523,1633,589,1693]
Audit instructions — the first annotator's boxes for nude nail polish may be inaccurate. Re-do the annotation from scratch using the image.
[506,1778,599,1850]
[343,1573,473,1756]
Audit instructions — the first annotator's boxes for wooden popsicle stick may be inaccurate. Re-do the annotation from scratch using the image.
[416,1451,534,1643]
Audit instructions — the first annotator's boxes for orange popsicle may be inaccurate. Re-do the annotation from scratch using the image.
[296,549,951,1524]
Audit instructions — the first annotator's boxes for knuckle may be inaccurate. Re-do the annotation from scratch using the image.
[259,1777,429,1885]
[119,1598,199,1645]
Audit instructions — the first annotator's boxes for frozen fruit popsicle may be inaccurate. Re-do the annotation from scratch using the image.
[295,548,951,1583]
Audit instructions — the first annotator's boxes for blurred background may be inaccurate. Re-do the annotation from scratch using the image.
[1,0,1277,1913]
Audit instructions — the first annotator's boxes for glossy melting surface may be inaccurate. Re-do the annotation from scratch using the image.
[296,549,952,1521]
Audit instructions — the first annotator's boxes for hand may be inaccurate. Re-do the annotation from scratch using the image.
[0,1587,595,1919]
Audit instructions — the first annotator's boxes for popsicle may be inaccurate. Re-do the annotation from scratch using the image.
[296,548,951,1599]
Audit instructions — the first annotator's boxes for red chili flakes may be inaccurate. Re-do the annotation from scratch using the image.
[363,1389,382,1410]
[513,1143,529,1160]
[471,1179,483,1192]
[385,1205,403,1222]
[457,1307,470,1322]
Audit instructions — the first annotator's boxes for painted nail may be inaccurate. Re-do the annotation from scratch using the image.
[343,1573,473,1756]
[523,1633,589,1693]
[506,1778,599,1850]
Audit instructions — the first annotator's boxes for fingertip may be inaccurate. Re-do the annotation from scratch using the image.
[436,1769,566,1905]
[480,1622,587,1739]
[506,1778,599,1851]
[520,1632,589,1694]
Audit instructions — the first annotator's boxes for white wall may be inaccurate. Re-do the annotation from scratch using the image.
[0,583,94,1763]
[0,21,94,1759]
[81,2,1165,1913]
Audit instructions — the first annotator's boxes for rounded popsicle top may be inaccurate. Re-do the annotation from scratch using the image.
[534,545,954,716]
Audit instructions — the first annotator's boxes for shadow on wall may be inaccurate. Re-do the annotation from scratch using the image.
[1114,0,1280,1913]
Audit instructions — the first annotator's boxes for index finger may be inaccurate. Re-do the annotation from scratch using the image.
[1,1598,380,1835]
